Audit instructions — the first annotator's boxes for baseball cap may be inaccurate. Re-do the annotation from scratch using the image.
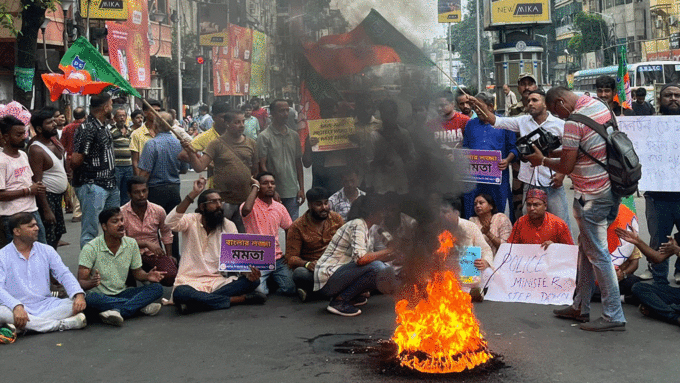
[517,72,537,84]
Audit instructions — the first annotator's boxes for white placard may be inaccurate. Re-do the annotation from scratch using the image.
[485,243,578,305]
[618,116,680,192]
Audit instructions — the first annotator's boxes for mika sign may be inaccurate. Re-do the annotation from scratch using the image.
[80,0,128,20]
[485,0,550,27]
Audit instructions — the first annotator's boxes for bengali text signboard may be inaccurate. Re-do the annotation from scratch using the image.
[308,118,358,152]
[618,116,680,192]
[485,243,578,305]
[219,233,275,272]
[458,149,502,185]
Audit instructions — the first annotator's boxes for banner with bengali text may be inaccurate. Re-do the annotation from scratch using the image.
[458,149,502,185]
[220,234,276,272]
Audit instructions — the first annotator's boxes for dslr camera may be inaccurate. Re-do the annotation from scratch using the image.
[516,127,562,160]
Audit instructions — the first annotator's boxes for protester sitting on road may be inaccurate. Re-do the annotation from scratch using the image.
[285,187,343,302]
[120,176,177,286]
[329,168,365,221]
[77,208,165,326]
[616,228,680,326]
[241,172,295,296]
[0,212,86,334]
[508,188,574,248]
[314,195,392,317]
[469,193,512,255]
[440,196,494,302]
[167,177,264,314]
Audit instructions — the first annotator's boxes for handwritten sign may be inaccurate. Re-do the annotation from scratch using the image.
[219,233,275,272]
[458,149,502,185]
[485,243,578,305]
[307,118,358,152]
[460,246,481,284]
[618,116,680,191]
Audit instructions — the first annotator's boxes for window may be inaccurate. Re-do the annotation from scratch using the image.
[637,65,664,85]
[664,64,680,83]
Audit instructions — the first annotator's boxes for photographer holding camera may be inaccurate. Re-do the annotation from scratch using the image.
[523,86,626,332]
[469,89,571,230]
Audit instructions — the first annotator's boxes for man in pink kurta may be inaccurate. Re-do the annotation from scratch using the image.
[240,172,294,295]
[166,178,264,313]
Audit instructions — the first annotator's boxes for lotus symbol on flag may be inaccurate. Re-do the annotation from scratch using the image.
[41,66,114,101]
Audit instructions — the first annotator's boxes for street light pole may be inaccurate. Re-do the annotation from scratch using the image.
[536,34,549,85]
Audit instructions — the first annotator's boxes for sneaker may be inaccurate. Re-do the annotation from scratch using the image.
[297,288,308,303]
[140,303,162,316]
[470,287,484,303]
[350,296,368,306]
[71,216,81,223]
[638,269,653,280]
[327,300,362,317]
[244,292,267,305]
[553,306,589,322]
[99,310,124,327]
[579,317,626,332]
[59,313,87,331]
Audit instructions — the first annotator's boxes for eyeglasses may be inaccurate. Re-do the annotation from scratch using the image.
[202,198,223,205]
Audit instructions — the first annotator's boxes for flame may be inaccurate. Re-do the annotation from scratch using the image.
[392,230,492,373]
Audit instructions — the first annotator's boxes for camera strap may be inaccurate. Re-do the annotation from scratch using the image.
[567,100,618,170]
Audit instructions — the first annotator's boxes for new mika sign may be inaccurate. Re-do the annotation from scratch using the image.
[484,0,551,28]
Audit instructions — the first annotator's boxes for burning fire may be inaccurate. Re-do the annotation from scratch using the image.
[392,231,492,373]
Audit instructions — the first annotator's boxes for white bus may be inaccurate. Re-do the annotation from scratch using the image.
[573,61,680,93]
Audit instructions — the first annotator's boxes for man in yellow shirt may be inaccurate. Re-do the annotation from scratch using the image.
[129,100,161,175]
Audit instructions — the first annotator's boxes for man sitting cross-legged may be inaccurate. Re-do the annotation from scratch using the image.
[285,187,344,302]
[167,177,264,314]
[77,208,166,326]
[0,212,87,334]
[120,176,177,286]
[241,172,295,296]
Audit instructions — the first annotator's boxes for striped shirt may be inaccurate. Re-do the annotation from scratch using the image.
[72,115,116,189]
[561,96,611,196]
[109,124,132,167]
[313,218,373,291]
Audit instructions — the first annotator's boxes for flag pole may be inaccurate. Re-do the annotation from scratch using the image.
[432,61,489,119]
[141,98,192,149]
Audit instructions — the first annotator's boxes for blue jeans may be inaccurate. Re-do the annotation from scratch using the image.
[524,184,572,232]
[644,192,680,284]
[85,284,163,318]
[319,261,385,301]
[256,258,296,295]
[76,183,120,248]
[1,210,46,245]
[571,191,625,323]
[280,197,299,221]
[632,282,680,325]
[115,165,133,206]
[173,276,259,312]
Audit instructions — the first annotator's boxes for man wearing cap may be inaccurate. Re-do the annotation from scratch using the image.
[508,189,573,247]
[507,73,538,116]
[470,89,572,230]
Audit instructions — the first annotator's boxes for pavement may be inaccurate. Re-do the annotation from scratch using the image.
[2,172,680,383]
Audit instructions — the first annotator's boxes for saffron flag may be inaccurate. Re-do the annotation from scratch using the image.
[615,46,632,109]
[58,37,142,98]
[303,9,434,79]
[41,67,113,101]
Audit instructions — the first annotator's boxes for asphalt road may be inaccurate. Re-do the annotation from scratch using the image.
[2,172,679,383]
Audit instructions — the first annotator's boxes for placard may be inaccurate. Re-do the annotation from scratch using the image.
[458,149,502,185]
[219,233,275,272]
[485,243,578,305]
[618,116,680,192]
[307,118,358,151]
[460,246,481,284]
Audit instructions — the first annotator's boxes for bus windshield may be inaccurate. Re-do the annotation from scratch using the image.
[636,65,664,86]
[664,64,680,84]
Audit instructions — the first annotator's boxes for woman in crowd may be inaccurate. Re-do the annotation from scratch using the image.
[313,195,391,317]
[468,193,512,256]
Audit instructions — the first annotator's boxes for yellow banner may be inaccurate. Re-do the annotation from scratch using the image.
[80,0,128,20]
[199,32,230,47]
[307,118,358,152]
[490,0,550,25]
[438,0,462,23]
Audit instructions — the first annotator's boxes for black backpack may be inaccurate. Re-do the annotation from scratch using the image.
[566,106,642,197]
